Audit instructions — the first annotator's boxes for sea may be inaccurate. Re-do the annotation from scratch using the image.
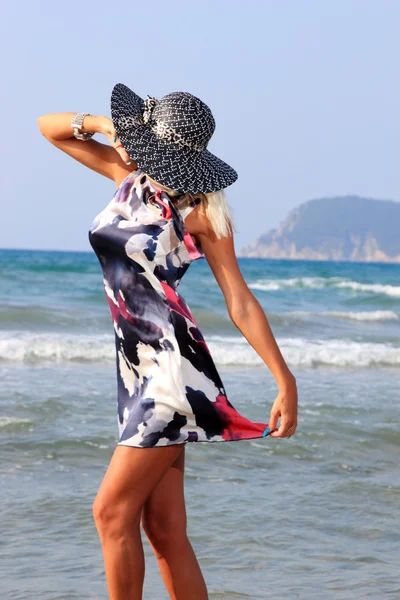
[1,248,399,600]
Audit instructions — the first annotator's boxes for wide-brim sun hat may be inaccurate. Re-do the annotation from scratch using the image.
[110,83,238,194]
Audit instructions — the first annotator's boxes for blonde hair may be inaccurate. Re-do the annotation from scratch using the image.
[146,174,234,239]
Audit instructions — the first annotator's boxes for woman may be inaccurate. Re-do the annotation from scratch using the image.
[37,83,298,600]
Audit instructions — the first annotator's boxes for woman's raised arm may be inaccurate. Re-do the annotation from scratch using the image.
[37,113,136,184]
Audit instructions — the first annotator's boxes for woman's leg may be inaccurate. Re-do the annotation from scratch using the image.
[92,443,184,600]
[141,446,208,600]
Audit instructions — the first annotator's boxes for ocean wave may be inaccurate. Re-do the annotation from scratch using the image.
[1,332,399,369]
[0,416,33,429]
[249,276,338,291]
[335,281,400,298]
[0,333,114,364]
[249,277,400,297]
[292,310,399,322]
[207,336,400,368]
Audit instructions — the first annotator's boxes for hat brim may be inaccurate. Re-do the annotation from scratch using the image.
[110,83,238,194]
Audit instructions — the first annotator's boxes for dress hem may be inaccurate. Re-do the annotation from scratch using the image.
[116,431,271,448]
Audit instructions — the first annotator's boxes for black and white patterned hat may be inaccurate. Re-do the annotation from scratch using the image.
[110,83,238,194]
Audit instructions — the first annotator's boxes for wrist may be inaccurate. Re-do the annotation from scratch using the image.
[275,369,296,392]
[81,115,103,134]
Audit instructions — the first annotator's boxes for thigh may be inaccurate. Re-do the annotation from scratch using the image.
[142,446,187,533]
[95,443,185,518]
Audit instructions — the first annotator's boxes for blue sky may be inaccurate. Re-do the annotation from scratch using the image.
[2,0,399,251]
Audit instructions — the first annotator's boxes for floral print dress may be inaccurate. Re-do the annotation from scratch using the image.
[88,168,269,448]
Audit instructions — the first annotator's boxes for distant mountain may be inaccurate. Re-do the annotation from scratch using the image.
[239,196,400,262]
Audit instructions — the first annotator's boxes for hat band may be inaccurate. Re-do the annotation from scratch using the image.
[115,115,206,152]
[116,115,143,130]
[151,121,205,152]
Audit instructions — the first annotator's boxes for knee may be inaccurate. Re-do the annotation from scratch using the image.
[92,494,140,538]
[142,506,187,553]
[92,495,117,535]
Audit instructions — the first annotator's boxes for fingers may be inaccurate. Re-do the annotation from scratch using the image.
[110,131,132,165]
[268,409,279,434]
[99,117,133,166]
[269,419,297,438]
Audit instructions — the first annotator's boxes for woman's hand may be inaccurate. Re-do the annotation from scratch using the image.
[269,377,298,438]
[94,116,132,164]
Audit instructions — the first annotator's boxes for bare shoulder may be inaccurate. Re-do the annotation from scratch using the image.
[184,203,215,237]
[187,206,238,269]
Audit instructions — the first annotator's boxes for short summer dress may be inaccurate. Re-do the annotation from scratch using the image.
[88,168,269,448]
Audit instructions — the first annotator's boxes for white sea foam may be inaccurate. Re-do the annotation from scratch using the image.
[0,332,399,369]
[335,281,400,298]
[0,416,32,427]
[249,277,339,291]
[293,310,399,322]
[0,332,115,364]
[207,336,400,368]
[249,277,400,297]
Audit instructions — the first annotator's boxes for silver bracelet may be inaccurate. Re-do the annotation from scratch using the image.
[71,112,94,141]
